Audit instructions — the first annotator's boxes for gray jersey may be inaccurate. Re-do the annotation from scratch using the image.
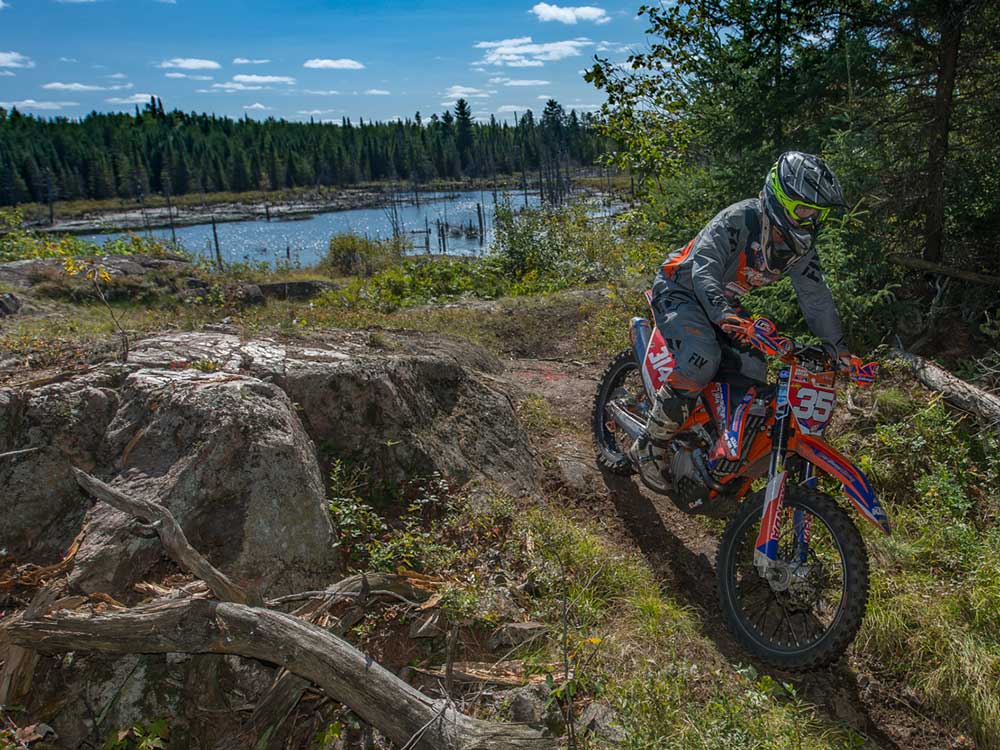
[655,198,846,355]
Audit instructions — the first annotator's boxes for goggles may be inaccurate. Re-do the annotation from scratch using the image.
[769,170,832,226]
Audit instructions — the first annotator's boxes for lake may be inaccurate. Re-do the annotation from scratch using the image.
[80,190,542,267]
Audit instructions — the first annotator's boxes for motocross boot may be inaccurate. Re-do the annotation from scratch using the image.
[628,385,689,494]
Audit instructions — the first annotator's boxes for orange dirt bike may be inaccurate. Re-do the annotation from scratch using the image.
[591,291,884,670]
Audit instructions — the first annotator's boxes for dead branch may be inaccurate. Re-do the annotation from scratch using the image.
[887,253,1000,286]
[4,471,556,750]
[891,348,1000,429]
[6,600,556,750]
[71,468,255,605]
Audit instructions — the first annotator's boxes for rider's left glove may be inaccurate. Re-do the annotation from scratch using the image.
[838,353,878,386]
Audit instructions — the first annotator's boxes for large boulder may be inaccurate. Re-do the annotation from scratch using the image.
[1,328,538,591]
[127,330,539,493]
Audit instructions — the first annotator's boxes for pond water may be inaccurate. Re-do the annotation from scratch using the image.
[79,190,542,267]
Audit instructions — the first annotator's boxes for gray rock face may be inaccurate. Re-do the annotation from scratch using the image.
[4,328,538,749]
[2,328,537,585]
[127,330,539,492]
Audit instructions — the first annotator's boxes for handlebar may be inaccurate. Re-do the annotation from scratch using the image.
[742,318,879,386]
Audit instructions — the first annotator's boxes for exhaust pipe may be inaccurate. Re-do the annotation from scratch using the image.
[604,400,646,441]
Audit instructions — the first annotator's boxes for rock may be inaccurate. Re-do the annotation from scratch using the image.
[575,701,625,742]
[488,621,547,651]
[234,283,265,305]
[128,330,539,493]
[5,327,540,748]
[257,279,336,300]
[507,683,564,734]
[409,609,447,639]
[555,456,600,496]
[67,367,337,597]
[0,254,191,290]
[0,292,21,316]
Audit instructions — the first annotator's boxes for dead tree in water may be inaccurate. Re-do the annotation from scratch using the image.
[1,469,557,750]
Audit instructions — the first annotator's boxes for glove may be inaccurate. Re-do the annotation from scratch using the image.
[838,353,878,386]
[720,315,793,357]
[719,314,755,345]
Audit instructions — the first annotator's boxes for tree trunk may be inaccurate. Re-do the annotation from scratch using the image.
[5,600,556,750]
[891,348,1000,429]
[923,0,964,263]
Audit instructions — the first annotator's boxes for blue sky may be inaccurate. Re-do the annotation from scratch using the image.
[0,0,642,123]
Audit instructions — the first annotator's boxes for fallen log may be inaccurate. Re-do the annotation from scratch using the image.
[887,253,1000,286]
[890,348,1000,429]
[2,469,556,750]
[5,599,554,750]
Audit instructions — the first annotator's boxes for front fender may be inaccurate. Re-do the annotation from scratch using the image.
[793,434,891,535]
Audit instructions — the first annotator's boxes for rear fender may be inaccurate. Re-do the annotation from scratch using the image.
[793,434,891,535]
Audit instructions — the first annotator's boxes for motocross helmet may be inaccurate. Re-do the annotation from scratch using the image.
[759,151,846,274]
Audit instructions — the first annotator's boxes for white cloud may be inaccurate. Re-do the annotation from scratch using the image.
[155,0,177,4]
[0,99,78,110]
[209,82,266,91]
[59,57,78,63]
[43,81,134,91]
[490,76,550,86]
[303,58,364,70]
[165,72,212,80]
[107,93,157,104]
[475,36,592,67]
[298,108,337,115]
[302,89,340,96]
[497,105,529,113]
[243,102,272,110]
[158,57,221,70]
[536,94,552,99]
[365,88,390,95]
[106,73,128,79]
[233,57,271,65]
[0,2,8,9]
[596,40,630,53]
[233,74,295,84]
[443,85,492,100]
[55,0,98,3]
[0,71,12,77]
[531,3,610,25]
[0,51,35,69]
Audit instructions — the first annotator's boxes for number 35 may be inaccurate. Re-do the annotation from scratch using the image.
[793,387,835,424]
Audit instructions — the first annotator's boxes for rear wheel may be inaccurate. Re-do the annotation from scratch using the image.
[591,348,649,475]
[717,485,869,671]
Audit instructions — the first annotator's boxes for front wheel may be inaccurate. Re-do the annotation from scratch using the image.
[591,348,648,475]
[717,485,869,671]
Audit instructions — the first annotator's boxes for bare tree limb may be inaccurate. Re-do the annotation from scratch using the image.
[887,253,1000,286]
[6,600,556,750]
[891,348,1000,429]
[71,468,256,606]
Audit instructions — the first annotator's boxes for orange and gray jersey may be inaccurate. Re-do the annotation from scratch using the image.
[654,198,846,355]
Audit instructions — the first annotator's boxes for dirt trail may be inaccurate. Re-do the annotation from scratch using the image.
[506,355,971,750]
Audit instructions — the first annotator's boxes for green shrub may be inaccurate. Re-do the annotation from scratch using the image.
[0,207,178,263]
[320,233,407,277]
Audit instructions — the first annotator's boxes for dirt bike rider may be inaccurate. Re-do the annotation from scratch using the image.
[629,150,866,492]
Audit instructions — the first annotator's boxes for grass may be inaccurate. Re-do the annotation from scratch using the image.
[829,362,1000,747]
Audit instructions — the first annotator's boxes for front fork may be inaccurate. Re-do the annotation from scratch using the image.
[753,367,813,578]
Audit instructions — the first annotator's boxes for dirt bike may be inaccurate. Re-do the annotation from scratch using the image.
[591,290,885,670]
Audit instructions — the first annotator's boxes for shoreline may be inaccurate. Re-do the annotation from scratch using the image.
[30,180,535,236]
